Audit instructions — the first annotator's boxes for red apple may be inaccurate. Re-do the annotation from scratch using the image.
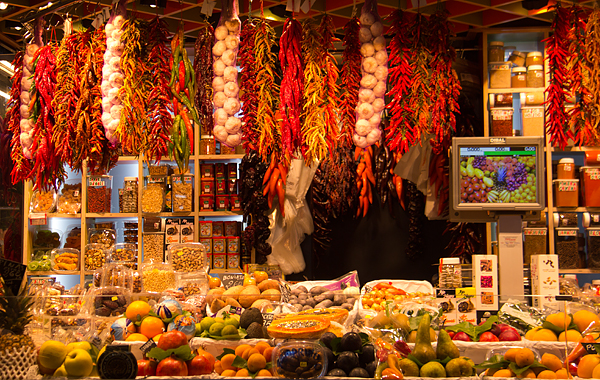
[498,324,515,333]
[490,323,502,336]
[157,356,188,376]
[498,329,521,341]
[447,330,455,339]
[187,355,213,375]
[452,332,472,342]
[479,332,499,342]
[197,349,216,367]
[157,331,188,351]
[569,360,579,376]
[137,359,157,376]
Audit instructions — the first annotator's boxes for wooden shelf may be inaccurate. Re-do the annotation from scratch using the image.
[86,213,139,218]
[27,270,80,275]
[199,211,243,217]
[47,213,81,219]
[559,269,600,274]
[198,154,244,160]
[487,87,545,94]
[553,207,600,212]
[154,212,194,217]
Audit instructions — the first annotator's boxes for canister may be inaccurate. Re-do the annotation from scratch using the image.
[216,195,229,211]
[511,67,526,88]
[200,179,215,195]
[488,41,505,63]
[216,178,228,195]
[554,179,579,207]
[557,158,576,179]
[199,195,214,211]
[215,163,226,178]
[526,51,543,67]
[201,164,214,179]
[87,175,112,213]
[213,221,224,237]
[199,221,213,237]
[224,221,238,236]
[580,167,600,207]
[230,194,241,211]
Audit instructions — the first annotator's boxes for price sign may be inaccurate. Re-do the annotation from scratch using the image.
[262,313,274,327]
[221,273,245,290]
[29,213,47,226]
[140,339,157,354]
[584,343,600,355]
[0,259,27,295]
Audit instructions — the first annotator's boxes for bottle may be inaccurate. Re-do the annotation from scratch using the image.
[439,257,462,288]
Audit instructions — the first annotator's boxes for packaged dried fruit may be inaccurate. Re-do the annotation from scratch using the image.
[84,243,107,271]
[91,286,131,317]
[141,262,176,293]
[109,243,137,266]
[57,180,82,214]
[88,228,116,250]
[51,248,80,271]
[30,189,57,213]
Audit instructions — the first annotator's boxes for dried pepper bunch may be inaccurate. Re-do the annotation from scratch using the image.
[7,52,31,185]
[145,17,173,163]
[407,14,432,144]
[339,17,361,145]
[355,146,376,218]
[405,180,425,258]
[194,20,214,137]
[580,9,600,145]
[239,19,258,150]
[443,222,484,262]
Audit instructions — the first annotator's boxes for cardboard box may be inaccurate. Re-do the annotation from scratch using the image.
[472,255,499,311]
[456,287,477,324]
[165,218,180,246]
[435,289,457,326]
[180,219,194,243]
[531,254,560,307]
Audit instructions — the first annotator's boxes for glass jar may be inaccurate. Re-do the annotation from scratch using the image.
[580,166,600,207]
[521,107,544,136]
[587,228,600,269]
[557,158,575,180]
[439,257,461,288]
[554,179,579,207]
[121,177,138,213]
[508,51,526,67]
[555,228,579,269]
[171,174,193,212]
[511,67,526,88]
[523,228,547,265]
[526,51,543,67]
[524,92,544,106]
[142,176,166,213]
[57,180,82,214]
[490,108,514,136]
[30,189,57,213]
[200,135,216,155]
[527,65,544,88]
[87,175,112,213]
[488,41,505,62]
[489,63,511,88]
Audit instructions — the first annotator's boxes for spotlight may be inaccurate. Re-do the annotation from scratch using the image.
[0,3,8,10]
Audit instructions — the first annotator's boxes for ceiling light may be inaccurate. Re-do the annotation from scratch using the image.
[14,26,21,30]
[39,2,52,10]
[0,90,9,100]
[0,3,8,10]
[149,3,156,7]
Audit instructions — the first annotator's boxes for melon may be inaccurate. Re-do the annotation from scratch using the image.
[267,316,330,339]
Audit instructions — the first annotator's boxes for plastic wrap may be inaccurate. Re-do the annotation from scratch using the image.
[51,248,80,271]
[167,242,208,273]
[84,243,107,271]
[57,181,81,214]
[142,261,176,293]
[100,1,127,146]
[88,228,116,250]
[30,189,57,213]
[212,0,242,147]
[353,0,387,149]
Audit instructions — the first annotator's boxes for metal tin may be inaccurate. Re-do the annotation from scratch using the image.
[212,221,224,237]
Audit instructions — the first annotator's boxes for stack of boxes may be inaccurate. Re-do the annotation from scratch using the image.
[199,163,241,212]
[199,221,242,270]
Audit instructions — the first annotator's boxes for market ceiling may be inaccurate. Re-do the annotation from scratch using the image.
[0,0,586,51]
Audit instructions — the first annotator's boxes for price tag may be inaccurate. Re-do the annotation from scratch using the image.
[201,0,216,16]
[29,213,47,226]
[140,339,157,354]
[221,273,245,290]
[584,343,600,355]
[0,259,27,295]
[111,296,118,301]
[262,313,274,327]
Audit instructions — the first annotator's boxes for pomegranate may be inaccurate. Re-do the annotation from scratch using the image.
[187,355,213,375]
[478,332,499,342]
[452,332,472,342]
[137,359,157,376]
[156,356,188,376]
[157,330,188,351]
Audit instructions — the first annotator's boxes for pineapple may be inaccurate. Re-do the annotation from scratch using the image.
[0,277,37,379]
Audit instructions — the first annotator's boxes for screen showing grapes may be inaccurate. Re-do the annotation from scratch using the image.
[458,146,537,204]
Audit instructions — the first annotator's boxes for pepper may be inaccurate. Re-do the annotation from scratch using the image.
[375,363,389,379]
[178,60,186,90]
[181,110,194,154]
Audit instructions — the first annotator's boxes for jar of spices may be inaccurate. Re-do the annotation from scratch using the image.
[554,179,579,207]
[171,174,193,212]
[489,63,511,88]
[121,177,138,213]
[523,228,547,265]
[526,51,543,67]
[524,92,544,106]
[508,51,526,67]
[142,176,166,213]
[200,135,216,155]
[87,175,112,213]
[527,65,544,88]
[439,257,461,288]
[490,108,514,136]
[521,107,544,136]
[587,228,600,269]
[488,41,505,62]
[555,228,579,269]
[557,158,576,179]
[511,67,527,88]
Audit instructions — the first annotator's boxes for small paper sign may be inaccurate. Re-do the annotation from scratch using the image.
[29,213,47,226]
[201,0,216,16]
[140,339,157,354]
[279,282,291,303]
[584,343,599,355]
[262,313,274,327]
[0,259,27,295]
[221,273,244,290]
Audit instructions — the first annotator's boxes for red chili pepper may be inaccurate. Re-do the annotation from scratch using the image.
[178,60,186,89]
[180,110,194,154]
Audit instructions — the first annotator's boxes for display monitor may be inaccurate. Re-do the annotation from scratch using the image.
[450,136,545,222]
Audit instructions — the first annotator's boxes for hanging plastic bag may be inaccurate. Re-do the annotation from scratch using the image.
[212,0,242,148]
[353,0,387,149]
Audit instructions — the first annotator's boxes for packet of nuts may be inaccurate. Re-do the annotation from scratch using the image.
[167,243,208,273]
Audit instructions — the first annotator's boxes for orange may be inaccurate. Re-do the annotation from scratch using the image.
[235,344,252,357]
[577,354,600,378]
[221,369,237,377]
[518,369,536,378]
[254,342,271,355]
[485,369,498,376]
[573,310,600,333]
[541,353,563,372]
[558,330,582,342]
[504,348,521,362]
[243,275,256,286]
[532,329,558,342]
[125,333,148,342]
[242,348,260,360]
[546,312,572,330]
[515,348,535,368]
[248,353,267,372]
[592,364,600,379]
[209,276,221,289]
[263,347,274,362]
[494,369,515,377]
[139,316,165,339]
[214,360,224,375]
[253,271,269,284]
[555,368,571,379]
[152,333,162,343]
[125,301,151,322]
[236,369,250,377]
[221,354,237,371]
[537,370,558,379]
[257,369,272,377]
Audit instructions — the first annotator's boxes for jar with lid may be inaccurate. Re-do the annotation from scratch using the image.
[523,228,547,264]
[488,41,505,62]
[489,63,511,88]
[87,175,112,213]
[121,177,138,213]
[587,228,600,269]
[527,65,544,88]
[490,108,514,136]
[508,51,526,67]
[557,158,575,179]
[142,176,166,213]
[555,228,579,269]
[526,51,543,67]
[200,135,216,155]
[511,67,526,88]
[439,257,461,288]
[171,174,193,212]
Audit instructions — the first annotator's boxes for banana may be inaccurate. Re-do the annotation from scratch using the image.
[500,190,510,202]
[487,190,499,203]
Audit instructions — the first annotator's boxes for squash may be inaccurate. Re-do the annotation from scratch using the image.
[286,308,349,324]
[267,316,330,339]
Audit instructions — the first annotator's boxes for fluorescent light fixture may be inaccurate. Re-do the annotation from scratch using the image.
[0,90,10,100]
[0,60,14,76]
[14,26,21,30]
[39,2,52,10]
[149,3,156,7]
[0,3,8,10]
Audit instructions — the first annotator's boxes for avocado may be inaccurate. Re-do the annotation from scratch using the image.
[327,368,347,377]
[322,346,335,372]
[340,332,362,352]
[359,344,375,365]
[246,322,264,338]
[336,351,359,374]
[320,332,337,350]
[349,367,370,378]
[365,361,377,377]
[240,307,263,329]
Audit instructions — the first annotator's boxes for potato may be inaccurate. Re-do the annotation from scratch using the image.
[298,294,308,301]
[289,299,298,305]
[305,297,316,308]
[310,286,328,296]
[315,300,333,309]
[340,303,354,311]
[291,288,303,296]
[223,285,244,300]
[302,305,313,311]
[258,279,280,292]
[295,285,308,294]
[333,293,346,306]
[293,304,303,312]
[322,291,335,301]
[346,297,356,305]
[314,294,326,304]
[238,285,261,308]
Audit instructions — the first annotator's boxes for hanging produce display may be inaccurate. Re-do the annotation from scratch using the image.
[212,0,242,148]
[7,51,31,186]
[580,9,600,146]
[194,20,214,136]
[355,146,375,217]
[567,5,590,146]
[279,17,303,158]
[339,17,361,145]
[101,4,126,147]
[405,180,425,258]
[239,19,258,150]
[407,14,432,145]
[145,17,173,164]
[354,0,386,149]
[544,4,573,150]
[169,26,199,174]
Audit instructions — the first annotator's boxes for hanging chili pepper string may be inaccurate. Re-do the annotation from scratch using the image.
[239,19,259,151]
[193,20,214,139]
[7,52,31,185]
[567,5,590,146]
[339,17,361,146]
[582,9,600,145]
[408,14,432,144]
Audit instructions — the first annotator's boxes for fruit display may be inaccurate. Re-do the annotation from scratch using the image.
[213,342,274,377]
[272,340,326,378]
[478,347,568,379]
[206,271,281,314]
[321,331,376,378]
[459,155,536,204]
[288,284,358,313]
[196,313,245,340]
[445,315,521,342]
[360,281,433,313]
[525,311,596,342]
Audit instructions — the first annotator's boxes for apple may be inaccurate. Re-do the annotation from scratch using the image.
[138,359,158,376]
[478,332,499,342]
[53,365,69,377]
[157,356,188,376]
[452,332,472,342]
[498,324,515,333]
[490,323,502,337]
[569,361,579,376]
[66,341,92,354]
[37,357,56,375]
[64,349,94,377]
[187,355,213,375]
[157,330,188,351]
[446,330,455,339]
[498,329,521,341]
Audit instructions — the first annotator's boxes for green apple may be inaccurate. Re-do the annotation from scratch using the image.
[64,349,94,377]
[66,341,92,354]
[53,365,68,377]
[38,340,68,370]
